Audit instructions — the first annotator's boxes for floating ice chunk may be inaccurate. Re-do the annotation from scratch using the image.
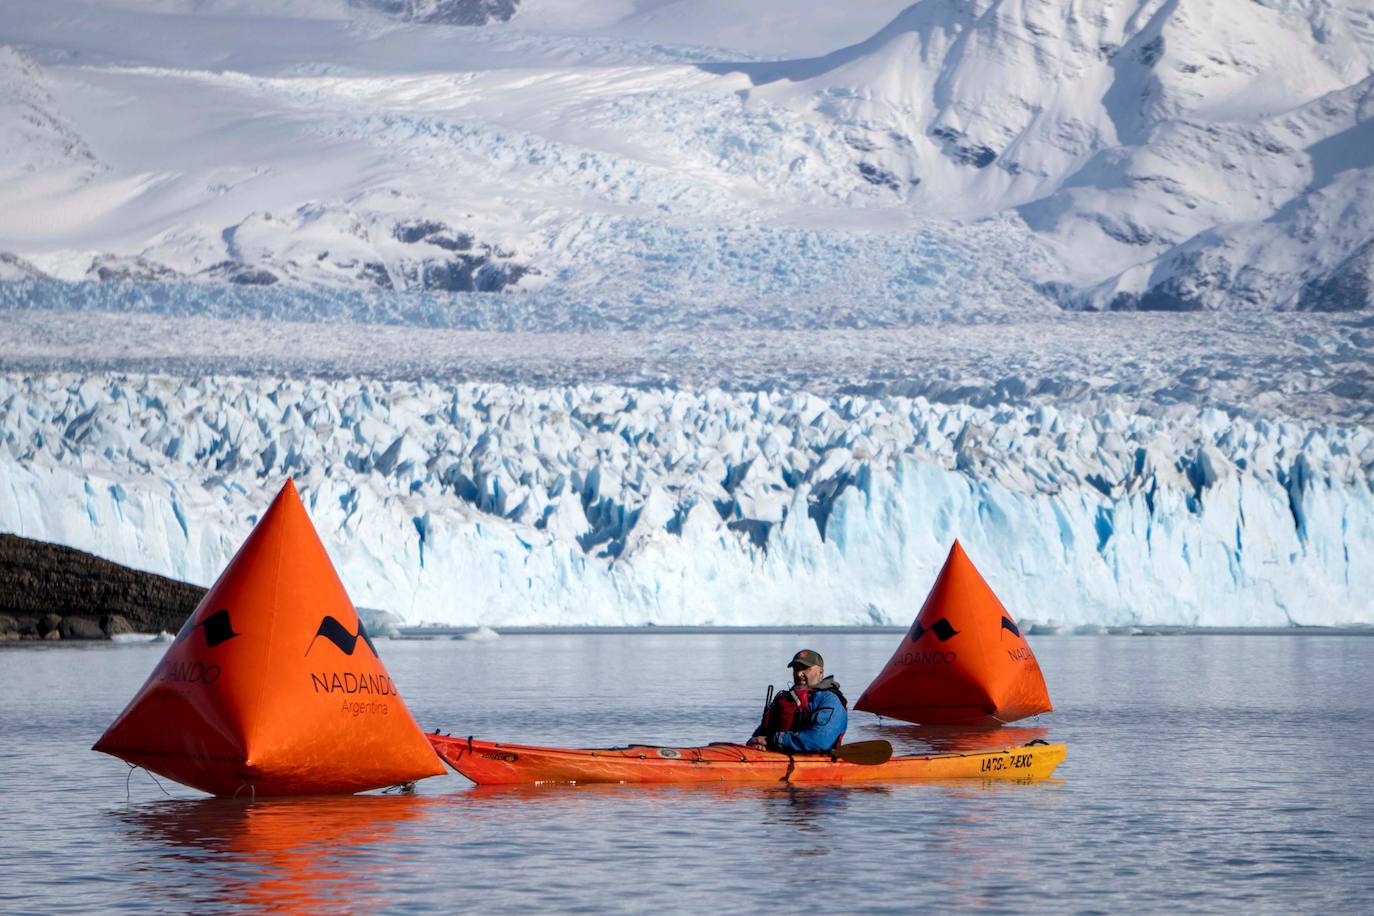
[459,626,500,641]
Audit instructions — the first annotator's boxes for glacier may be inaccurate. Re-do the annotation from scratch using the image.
[1,1,1372,629]
[3,0,1374,308]
[2,372,1370,628]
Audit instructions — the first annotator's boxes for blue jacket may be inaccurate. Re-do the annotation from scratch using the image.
[770,681,848,754]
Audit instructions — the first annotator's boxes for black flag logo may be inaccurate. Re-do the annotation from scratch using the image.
[1000,616,1021,638]
[909,617,959,643]
[175,608,240,648]
[306,616,377,657]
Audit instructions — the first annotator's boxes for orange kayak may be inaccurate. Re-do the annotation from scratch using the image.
[427,734,1066,786]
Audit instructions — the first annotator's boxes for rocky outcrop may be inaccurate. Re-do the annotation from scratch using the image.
[392,219,533,292]
[101,613,135,636]
[202,261,279,286]
[0,533,205,640]
[355,0,519,27]
[0,253,47,281]
[1300,240,1374,312]
[58,616,104,639]
[86,255,177,283]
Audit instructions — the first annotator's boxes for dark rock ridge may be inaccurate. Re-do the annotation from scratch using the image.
[0,533,204,641]
[86,255,178,283]
[857,162,902,191]
[390,219,532,292]
[1300,240,1374,312]
[41,218,535,296]
[203,261,280,286]
[354,0,519,26]
[0,253,48,280]
[929,126,997,169]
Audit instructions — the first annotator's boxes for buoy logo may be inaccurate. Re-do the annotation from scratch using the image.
[175,608,240,648]
[306,615,377,657]
[1000,616,1021,638]
[909,617,959,643]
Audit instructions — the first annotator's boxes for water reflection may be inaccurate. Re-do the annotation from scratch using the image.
[758,784,890,833]
[876,723,1051,754]
[114,794,431,911]
[451,779,892,833]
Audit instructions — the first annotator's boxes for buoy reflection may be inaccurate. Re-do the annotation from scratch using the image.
[116,793,430,911]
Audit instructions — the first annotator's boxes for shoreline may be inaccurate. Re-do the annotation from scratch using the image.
[0,533,202,642]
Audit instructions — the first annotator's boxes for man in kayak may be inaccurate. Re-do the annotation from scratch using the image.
[747,649,848,753]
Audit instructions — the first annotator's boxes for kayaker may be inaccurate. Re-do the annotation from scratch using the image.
[747,649,848,753]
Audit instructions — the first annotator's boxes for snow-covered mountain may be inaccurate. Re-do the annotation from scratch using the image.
[1,1,1371,627]
[1,0,1370,308]
[4,372,1369,627]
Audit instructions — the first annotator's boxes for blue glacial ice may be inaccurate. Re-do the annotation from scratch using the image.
[0,373,1370,628]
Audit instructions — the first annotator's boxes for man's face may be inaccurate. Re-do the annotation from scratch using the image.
[792,664,823,688]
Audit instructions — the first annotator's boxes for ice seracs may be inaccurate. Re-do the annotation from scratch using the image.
[2,372,1369,629]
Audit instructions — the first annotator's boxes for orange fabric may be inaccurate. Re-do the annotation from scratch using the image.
[854,540,1052,726]
[93,479,445,795]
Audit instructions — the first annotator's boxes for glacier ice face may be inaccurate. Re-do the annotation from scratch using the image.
[2,372,1370,627]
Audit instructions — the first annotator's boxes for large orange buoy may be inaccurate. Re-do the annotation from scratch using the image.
[93,479,445,796]
[855,540,1052,726]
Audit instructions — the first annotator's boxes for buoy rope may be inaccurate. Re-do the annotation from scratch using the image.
[125,763,171,800]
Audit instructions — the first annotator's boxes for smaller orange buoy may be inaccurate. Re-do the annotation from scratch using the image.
[93,479,445,796]
[855,540,1052,726]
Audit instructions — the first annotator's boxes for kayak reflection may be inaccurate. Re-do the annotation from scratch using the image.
[761,784,891,833]
[450,779,890,830]
[875,723,1052,755]
[114,794,430,912]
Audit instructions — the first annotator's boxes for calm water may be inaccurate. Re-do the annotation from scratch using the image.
[3,632,1373,913]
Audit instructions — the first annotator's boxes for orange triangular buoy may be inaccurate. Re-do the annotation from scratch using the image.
[855,540,1052,726]
[93,479,445,796]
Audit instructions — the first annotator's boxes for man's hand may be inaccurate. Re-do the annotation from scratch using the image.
[746,735,768,749]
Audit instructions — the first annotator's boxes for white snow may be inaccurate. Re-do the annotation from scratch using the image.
[1,0,1371,305]
[0,1,1370,628]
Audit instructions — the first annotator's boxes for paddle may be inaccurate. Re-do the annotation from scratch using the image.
[829,740,893,766]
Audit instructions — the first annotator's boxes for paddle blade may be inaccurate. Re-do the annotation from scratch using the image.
[832,740,893,765]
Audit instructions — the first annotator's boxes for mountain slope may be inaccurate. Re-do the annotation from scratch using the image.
[0,0,1370,310]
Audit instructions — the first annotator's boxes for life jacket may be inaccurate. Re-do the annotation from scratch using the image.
[763,687,808,733]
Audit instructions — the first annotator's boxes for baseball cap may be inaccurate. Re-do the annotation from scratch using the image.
[788,649,823,669]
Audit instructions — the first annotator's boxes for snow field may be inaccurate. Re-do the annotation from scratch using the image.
[4,0,1372,308]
